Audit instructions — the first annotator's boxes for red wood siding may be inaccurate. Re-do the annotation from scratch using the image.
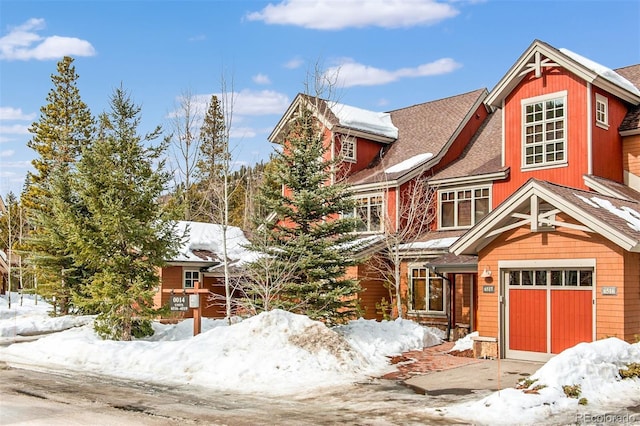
[157,266,227,319]
[550,289,592,354]
[591,88,626,182]
[624,251,640,342]
[494,69,591,206]
[509,288,547,352]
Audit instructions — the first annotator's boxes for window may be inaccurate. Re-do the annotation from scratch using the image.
[595,94,609,129]
[184,270,200,289]
[439,187,490,229]
[349,194,383,233]
[522,92,567,168]
[410,268,445,314]
[341,136,356,162]
[508,269,593,287]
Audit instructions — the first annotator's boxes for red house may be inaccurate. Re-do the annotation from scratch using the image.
[269,39,640,362]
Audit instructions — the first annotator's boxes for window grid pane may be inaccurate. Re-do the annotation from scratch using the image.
[523,96,566,166]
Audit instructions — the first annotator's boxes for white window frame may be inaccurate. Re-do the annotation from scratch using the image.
[409,267,446,315]
[348,193,384,234]
[521,91,568,170]
[341,136,357,162]
[438,185,491,230]
[595,93,609,130]
[184,270,200,289]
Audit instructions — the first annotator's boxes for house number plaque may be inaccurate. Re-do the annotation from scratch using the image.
[601,286,617,296]
[483,285,495,293]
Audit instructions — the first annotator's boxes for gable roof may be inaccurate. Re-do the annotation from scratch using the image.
[347,88,489,187]
[268,93,398,145]
[486,40,640,108]
[451,179,640,256]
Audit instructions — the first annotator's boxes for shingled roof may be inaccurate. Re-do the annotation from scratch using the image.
[615,64,640,133]
[428,111,505,182]
[347,88,488,187]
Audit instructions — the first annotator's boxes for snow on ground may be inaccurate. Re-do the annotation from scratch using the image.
[0,294,439,396]
[429,338,640,425]
[2,292,639,423]
[0,293,93,340]
[448,331,478,353]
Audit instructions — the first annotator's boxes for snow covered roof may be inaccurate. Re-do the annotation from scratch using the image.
[384,153,433,174]
[559,48,640,97]
[326,101,398,139]
[169,221,259,266]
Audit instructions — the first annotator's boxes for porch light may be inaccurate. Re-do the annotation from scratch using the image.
[480,266,492,278]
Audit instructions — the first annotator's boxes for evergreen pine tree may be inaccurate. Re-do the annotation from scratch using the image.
[249,104,362,325]
[22,56,96,314]
[68,86,178,340]
[195,95,229,223]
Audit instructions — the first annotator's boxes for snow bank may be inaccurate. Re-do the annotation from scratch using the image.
[0,308,437,396]
[430,338,640,425]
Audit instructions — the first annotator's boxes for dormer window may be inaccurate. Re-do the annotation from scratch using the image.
[595,94,609,129]
[341,136,356,162]
[521,91,567,169]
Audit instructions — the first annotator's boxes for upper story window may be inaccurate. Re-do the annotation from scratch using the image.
[348,194,383,233]
[521,91,567,169]
[595,94,609,129]
[439,187,490,229]
[341,136,356,162]
[184,270,200,289]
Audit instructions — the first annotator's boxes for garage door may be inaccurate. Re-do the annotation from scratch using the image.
[505,268,593,361]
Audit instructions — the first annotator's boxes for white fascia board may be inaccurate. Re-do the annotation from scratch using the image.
[351,180,398,193]
[583,175,632,201]
[268,94,304,143]
[451,182,538,255]
[333,125,396,144]
[593,76,640,105]
[429,171,508,187]
[620,128,640,137]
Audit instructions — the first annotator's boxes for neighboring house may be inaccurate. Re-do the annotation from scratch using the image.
[154,221,257,318]
[269,39,640,361]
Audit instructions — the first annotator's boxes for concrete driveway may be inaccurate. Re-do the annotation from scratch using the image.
[405,358,543,396]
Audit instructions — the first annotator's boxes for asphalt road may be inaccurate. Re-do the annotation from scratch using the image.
[0,362,464,425]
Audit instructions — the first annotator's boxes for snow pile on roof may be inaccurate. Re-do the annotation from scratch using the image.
[328,101,398,139]
[560,48,640,97]
[575,194,640,232]
[384,153,434,174]
[427,338,640,425]
[171,221,259,265]
[398,236,458,251]
[0,300,442,396]
[0,293,93,341]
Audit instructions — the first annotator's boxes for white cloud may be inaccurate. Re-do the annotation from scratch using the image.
[0,150,15,158]
[284,57,304,69]
[0,107,36,121]
[169,90,289,119]
[0,124,30,135]
[229,126,257,139]
[0,18,96,61]
[325,57,462,87]
[252,73,271,85]
[246,0,459,30]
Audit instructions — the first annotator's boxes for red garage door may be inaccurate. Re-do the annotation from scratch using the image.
[506,269,593,361]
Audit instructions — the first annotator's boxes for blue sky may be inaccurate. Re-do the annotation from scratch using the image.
[1,0,639,198]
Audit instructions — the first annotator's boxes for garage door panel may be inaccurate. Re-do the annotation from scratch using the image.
[509,289,547,352]
[551,290,592,354]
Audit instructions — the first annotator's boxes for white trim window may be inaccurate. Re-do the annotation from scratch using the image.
[341,136,357,162]
[508,268,593,287]
[409,267,446,314]
[522,91,567,169]
[184,270,200,289]
[595,94,609,129]
[349,194,383,233]
[439,187,490,229]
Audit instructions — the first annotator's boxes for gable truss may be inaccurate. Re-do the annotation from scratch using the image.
[486,194,592,239]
